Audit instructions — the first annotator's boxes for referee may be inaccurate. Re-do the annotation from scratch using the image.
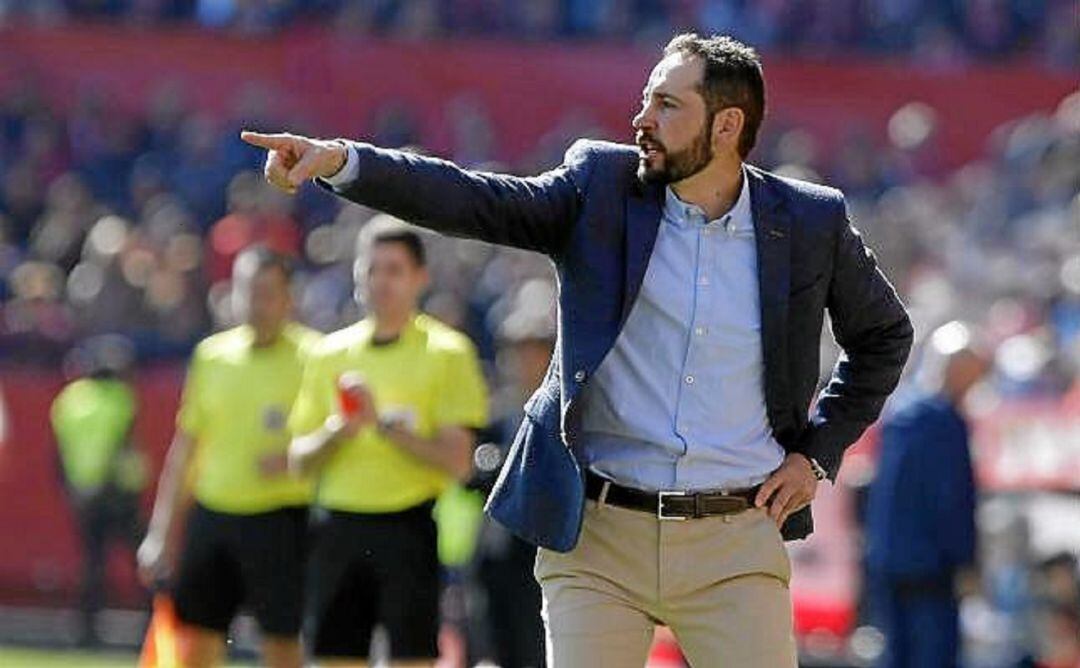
[288,218,489,667]
[138,246,318,668]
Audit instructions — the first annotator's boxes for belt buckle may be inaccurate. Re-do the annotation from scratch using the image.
[657,490,689,521]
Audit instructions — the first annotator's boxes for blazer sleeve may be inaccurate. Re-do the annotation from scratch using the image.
[318,140,593,257]
[798,206,915,479]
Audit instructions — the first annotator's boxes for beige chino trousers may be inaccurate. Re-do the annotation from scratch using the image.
[535,499,798,667]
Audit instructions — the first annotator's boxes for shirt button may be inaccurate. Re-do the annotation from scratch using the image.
[574,369,586,382]
[695,327,707,336]
[685,375,695,385]
[698,276,709,286]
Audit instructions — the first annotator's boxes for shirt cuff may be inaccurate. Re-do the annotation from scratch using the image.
[318,142,359,190]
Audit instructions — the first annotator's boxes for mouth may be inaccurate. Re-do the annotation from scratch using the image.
[637,137,663,161]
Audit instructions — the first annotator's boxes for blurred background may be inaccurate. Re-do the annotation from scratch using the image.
[0,1,1077,667]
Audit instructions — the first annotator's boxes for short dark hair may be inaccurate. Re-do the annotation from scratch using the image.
[663,33,765,158]
[372,228,426,267]
[234,244,293,282]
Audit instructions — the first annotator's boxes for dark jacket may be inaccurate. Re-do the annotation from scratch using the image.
[865,393,977,580]
[327,139,914,552]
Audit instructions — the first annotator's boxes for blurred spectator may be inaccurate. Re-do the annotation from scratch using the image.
[50,335,147,647]
[865,322,991,668]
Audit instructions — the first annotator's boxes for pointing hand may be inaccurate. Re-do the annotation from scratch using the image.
[240,130,348,194]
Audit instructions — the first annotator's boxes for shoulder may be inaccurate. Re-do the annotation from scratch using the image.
[561,139,639,188]
[192,326,249,363]
[747,164,847,231]
[304,321,367,363]
[54,378,89,404]
[884,394,956,436]
[283,322,322,354]
[565,139,638,165]
[413,314,480,360]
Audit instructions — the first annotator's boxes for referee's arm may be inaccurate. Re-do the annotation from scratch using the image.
[379,423,475,482]
[138,430,196,586]
[288,404,374,478]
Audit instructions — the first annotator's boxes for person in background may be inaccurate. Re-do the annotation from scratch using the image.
[137,246,318,668]
[865,321,990,668]
[51,334,146,647]
[467,278,554,668]
[288,218,489,668]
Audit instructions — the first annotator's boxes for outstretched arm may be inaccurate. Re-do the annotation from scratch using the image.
[241,131,588,256]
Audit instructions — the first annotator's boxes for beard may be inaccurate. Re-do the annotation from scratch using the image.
[636,118,714,185]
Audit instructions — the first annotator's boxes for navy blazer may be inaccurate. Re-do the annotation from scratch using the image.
[328,139,914,552]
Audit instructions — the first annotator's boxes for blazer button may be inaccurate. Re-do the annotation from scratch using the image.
[574,369,587,382]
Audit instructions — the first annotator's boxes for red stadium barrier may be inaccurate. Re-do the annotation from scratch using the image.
[2,362,1074,628]
[0,365,181,607]
[0,24,1075,170]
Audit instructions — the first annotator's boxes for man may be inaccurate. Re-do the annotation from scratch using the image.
[287,220,489,667]
[137,247,317,668]
[243,32,913,666]
[865,321,987,668]
[51,336,145,647]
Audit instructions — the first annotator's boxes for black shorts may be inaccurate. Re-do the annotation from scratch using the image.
[173,503,308,636]
[305,502,440,660]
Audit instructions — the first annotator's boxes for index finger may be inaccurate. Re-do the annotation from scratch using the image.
[240,130,294,151]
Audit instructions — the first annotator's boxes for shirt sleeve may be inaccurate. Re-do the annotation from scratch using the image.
[175,352,205,437]
[432,343,490,431]
[317,143,360,190]
[288,351,336,437]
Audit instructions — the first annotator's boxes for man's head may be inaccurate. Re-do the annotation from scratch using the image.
[355,216,429,321]
[232,245,293,340]
[633,33,765,184]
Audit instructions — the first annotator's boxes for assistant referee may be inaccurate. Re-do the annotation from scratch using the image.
[138,246,318,668]
[289,219,489,667]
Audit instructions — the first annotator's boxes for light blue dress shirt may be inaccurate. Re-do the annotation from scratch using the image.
[578,169,785,491]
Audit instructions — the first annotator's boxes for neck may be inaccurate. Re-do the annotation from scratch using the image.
[931,379,965,408]
[671,156,743,221]
[252,324,284,347]
[373,309,414,340]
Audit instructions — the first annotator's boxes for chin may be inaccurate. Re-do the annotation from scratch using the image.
[637,160,667,184]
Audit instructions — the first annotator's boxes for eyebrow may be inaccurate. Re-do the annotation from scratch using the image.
[642,89,682,104]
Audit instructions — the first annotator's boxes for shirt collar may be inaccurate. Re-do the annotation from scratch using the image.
[663,166,753,231]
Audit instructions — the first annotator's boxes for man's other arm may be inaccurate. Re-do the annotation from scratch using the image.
[799,209,915,479]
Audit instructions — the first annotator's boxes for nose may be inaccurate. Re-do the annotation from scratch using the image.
[632,105,654,131]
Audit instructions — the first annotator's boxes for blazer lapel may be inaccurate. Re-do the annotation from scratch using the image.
[620,181,663,326]
[748,167,795,439]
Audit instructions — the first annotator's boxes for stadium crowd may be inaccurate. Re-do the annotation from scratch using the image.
[0,0,1077,66]
[1,75,1077,397]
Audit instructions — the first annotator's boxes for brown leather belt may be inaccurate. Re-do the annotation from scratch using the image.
[585,471,760,520]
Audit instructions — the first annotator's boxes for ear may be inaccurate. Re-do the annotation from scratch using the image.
[711,108,745,151]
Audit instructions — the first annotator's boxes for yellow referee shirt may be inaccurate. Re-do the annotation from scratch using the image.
[289,314,489,514]
[178,322,319,514]
[51,377,136,492]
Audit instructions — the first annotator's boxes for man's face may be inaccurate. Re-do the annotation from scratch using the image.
[358,241,427,317]
[632,52,714,184]
[242,266,292,334]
